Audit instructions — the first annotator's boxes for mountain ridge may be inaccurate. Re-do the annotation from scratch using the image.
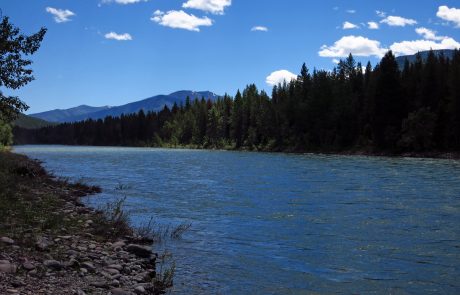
[30,90,219,123]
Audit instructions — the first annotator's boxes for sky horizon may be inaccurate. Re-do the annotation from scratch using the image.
[2,0,460,113]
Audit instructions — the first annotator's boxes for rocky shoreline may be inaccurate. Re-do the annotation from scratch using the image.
[0,152,170,295]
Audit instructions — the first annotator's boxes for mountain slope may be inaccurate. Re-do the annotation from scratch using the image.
[395,49,456,69]
[31,105,111,123]
[30,91,219,123]
[13,114,56,129]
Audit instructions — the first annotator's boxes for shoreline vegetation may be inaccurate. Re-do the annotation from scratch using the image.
[0,151,174,295]
[13,50,460,158]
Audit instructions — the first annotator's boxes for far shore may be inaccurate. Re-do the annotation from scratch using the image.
[13,143,460,160]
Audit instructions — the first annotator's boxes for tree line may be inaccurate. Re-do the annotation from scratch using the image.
[14,50,460,153]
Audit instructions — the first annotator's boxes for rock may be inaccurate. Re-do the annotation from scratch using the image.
[79,268,88,275]
[110,288,133,295]
[76,290,86,295]
[0,262,17,273]
[111,279,120,287]
[111,241,126,248]
[107,264,123,271]
[36,237,51,251]
[0,237,15,245]
[81,262,96,271]
[90,281,108,289]
[134,286,146,294]
[66,258,79,268]
[126,244,151,258]
[105,268,120,275]
[22,261,35,270]
[44,260,63,270]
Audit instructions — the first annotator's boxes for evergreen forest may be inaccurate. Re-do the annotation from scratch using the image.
[14,50,460,154]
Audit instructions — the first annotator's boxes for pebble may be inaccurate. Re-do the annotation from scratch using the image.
[44,260,63,270]
[134,285,146,294]
[0,262,17,273]
[81,262,96,271]
[0,237,15,245]
[22,262,35,271]
[110,288,133,295]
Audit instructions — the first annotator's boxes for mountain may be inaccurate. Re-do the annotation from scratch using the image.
[12,114,56,129]
[30,91,219,123]
[30,105,111,123]
[396,49,456,69]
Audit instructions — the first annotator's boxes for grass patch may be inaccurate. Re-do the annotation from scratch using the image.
[0,151,100,244]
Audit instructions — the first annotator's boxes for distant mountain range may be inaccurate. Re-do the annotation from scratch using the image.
[395,49,456,69]
[30,90,220,123]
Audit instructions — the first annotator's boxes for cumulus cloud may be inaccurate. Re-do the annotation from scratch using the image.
[45,7,75,23]
[151,10,213,32]
[104,32,133,41]
[101,0,148,4]
[182,0,231,15]
[251,26,268,32]
[266,70,297,86]
[390,38,460,56]
[343,21,359,29]
[368,22,379,29]
[381,15,417,27]
[319,35,387,58]
[415,27,447,41]
[437,5,460,27]
[346,10,356,14]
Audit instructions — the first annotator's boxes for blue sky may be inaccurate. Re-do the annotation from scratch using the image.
[1,0,460,113]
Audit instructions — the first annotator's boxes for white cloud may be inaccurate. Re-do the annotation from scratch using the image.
[251,26,268,32]
[182,0,231,15]
[390,38,460,56]
[381,15,417,27]
[319,35,387,58]
[151,10,213,32]
[415,27,447,41]
[346,10,356,14]
[343,21,359,29]
[45,7,75,23]
[266,70,297,86]
[368,22,379,29]
[104,32,133,41]
[437,6,460,27]
[332,59,340,64]
[376,10,386,18]
[101,0,148,4]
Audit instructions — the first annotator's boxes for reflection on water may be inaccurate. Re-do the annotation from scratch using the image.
[14,145,460,294]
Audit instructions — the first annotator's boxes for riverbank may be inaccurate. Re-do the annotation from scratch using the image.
[0,151,171,295]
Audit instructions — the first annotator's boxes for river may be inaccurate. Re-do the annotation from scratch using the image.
[13,145,460,294]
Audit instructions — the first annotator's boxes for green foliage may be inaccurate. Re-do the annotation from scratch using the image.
[14,49,460,153]
[399,108,436,152]
[12,113,55,129]
[0,16,46,123]
[0,118,13,147]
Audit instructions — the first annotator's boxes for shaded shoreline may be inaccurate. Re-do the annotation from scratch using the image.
[0,151,171,294]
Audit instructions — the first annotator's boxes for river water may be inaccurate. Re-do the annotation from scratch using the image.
[13,145,460,294]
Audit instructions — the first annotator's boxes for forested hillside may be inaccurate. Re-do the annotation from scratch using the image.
[14,50,460,153]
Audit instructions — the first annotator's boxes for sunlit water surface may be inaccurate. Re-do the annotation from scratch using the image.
[14,145,460,294]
